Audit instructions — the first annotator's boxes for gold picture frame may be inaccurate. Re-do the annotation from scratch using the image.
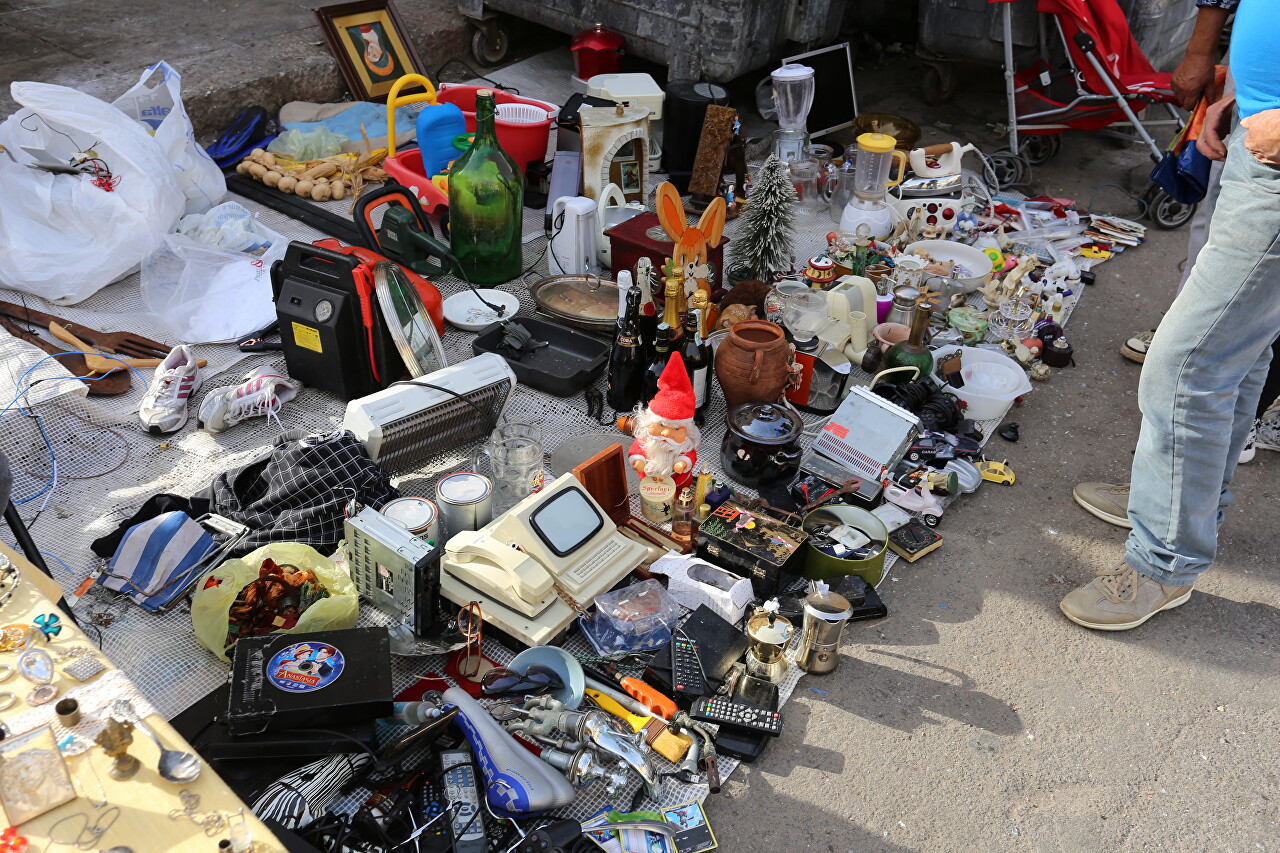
[314,1,427,102]
[0,725,77,825]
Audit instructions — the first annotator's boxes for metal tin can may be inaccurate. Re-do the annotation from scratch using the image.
[380,496,441,543]
[638,475,677,524]
[436,472,494,536]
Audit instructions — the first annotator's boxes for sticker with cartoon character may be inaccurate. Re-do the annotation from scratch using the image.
[266,641,344,692]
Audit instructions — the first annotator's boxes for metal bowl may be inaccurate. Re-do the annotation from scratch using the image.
[523,272,620,334]
[853,113,922,151]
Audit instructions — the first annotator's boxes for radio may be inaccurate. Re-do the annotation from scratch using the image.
[344,506,445,639]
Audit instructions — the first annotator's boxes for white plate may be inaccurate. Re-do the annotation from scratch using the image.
[442,289,520,331]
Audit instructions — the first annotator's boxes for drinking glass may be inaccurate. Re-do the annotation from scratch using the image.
[783,290,830,345]
[488,422,544,513]
[789,160,823,212]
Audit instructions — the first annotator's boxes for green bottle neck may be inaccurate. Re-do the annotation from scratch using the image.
[474,93,497,142]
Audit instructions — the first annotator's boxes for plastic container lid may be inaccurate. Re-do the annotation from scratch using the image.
[437,472,491,504]
[857,132,898,153]
[772,63,815,82]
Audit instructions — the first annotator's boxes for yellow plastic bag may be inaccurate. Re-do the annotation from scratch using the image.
[191,542,359,661]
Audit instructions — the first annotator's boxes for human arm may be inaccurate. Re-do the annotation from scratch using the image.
[1197,94,1236,160]
[1171,5,1232,110]
[1240,110,1280,164]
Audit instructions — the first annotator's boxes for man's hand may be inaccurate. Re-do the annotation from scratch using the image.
[1197,95,1236,161]
[1172,52,1216,111]
[1241,110,1280,164]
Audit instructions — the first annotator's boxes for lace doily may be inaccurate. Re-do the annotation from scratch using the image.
[5,669,158,756]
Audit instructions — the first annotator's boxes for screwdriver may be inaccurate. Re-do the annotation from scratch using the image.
[581,662,678,721]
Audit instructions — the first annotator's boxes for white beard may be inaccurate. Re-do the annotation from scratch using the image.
[632,409,698,478]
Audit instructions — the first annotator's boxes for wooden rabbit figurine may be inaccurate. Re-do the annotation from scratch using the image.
[655,182,727,301]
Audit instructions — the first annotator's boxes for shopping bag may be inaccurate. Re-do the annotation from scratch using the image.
[191,542,360,661]
[112,62,225,215]
[0,82,186,304]
[142,202,287,343]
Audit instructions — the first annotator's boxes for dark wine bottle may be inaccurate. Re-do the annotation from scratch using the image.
[607,285,645,412]
[681,307,710,421]
[882,300,935,383]
[642,323,673,404]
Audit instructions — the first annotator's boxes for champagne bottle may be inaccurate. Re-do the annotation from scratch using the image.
[882,299,934,383]
[643,324,673,404]
[607,285,644,412]
[448,89,523,284]
[636,258,658,361]
[680,308,711,421]
[662,277,684,346]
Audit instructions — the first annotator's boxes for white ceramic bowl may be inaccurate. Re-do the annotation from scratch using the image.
[903,239,993,295]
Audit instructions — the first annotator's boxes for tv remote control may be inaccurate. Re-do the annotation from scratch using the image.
[440,748,486,853]
[691,695,782,736]
[671,635,708,695]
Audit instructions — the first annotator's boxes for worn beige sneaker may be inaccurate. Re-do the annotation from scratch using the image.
[1060,564,1193,631]
[1072,482,1131,529]
[1121,329,1154,363]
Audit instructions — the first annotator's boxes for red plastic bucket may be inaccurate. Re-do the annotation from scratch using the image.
[436,84,556,174]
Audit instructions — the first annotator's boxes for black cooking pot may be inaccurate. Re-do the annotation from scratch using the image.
[721,401,804,488]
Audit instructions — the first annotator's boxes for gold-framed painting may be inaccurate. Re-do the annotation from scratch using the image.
[314,0,427,102]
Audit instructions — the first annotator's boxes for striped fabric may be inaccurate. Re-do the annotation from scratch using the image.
[101,510,215,611]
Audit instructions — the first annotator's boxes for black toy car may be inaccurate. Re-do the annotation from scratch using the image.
[904,432,982,467]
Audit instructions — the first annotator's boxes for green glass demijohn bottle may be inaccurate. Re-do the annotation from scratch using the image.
[448,89,524,283]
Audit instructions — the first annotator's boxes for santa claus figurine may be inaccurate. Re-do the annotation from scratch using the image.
[627,352,701,490]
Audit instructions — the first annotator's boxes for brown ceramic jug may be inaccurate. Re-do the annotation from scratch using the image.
[715,320,795,410]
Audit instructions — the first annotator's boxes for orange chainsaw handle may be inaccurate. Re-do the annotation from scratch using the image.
[355,184,433,250]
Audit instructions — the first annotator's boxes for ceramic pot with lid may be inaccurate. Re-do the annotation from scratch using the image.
[714,320,796,410]
[721,401,803,488]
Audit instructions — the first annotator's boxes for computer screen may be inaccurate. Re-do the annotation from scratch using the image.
[529,486,604,557]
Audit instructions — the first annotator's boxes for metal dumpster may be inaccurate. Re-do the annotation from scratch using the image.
[458,0,847,81]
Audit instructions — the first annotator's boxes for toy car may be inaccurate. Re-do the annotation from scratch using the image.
[904,435,956,466]
[977,459,1015,485]
[882,484,944,527]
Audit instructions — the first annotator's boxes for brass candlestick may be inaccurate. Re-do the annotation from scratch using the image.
[95,717,139,780]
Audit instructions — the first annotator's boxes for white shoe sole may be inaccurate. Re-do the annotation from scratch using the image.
[1060,588,1193,631]
[1073,493,1133,529]
[1120,344,1147,364]
[141,373,204,435]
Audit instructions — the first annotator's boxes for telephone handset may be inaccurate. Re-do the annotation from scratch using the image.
[446,530,555,617]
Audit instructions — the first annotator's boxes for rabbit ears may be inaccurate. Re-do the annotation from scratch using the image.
[655,182,727,248]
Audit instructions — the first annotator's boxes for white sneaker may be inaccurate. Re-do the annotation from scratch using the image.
[1255,411,1280,454]
[138,345,202,435]
[197,367,300,434]
[1239,419,1259,464]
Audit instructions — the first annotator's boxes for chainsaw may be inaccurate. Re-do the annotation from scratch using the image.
[355,184,462,279]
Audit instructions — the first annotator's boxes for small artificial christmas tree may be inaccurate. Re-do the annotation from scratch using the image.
[732,154,797,280]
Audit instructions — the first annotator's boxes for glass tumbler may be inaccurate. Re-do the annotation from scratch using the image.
[789,159,823,213]
[488,422,545,513]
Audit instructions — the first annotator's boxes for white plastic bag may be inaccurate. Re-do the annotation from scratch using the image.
[176,201,285,255]
[112,62,225,215]
[142,232,285,343]
[0,82,185,304]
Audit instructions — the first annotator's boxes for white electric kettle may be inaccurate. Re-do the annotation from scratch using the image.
[595,182,646,268]
[908,142,977,179]
[550,195,600,276]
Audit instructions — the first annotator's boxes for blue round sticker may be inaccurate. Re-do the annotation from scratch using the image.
[266,641,345,693]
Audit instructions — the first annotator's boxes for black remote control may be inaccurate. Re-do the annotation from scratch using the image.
[691,695,783,736]
[671,635,708,695]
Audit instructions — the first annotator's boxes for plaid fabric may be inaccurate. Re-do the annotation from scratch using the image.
[1195,0,1237,8]
[210,430,398,555]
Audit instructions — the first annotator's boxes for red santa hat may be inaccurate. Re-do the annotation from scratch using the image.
[650,352,695,421]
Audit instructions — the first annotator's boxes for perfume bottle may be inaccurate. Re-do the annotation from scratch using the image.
[672,488,696,552]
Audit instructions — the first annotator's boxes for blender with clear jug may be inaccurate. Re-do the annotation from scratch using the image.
[838,132,907,239]
[771,63,815,162]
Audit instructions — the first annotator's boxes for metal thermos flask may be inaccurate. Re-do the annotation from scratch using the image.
[797,588,853,675]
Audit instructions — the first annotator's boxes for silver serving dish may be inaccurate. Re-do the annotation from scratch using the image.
[522,272,621,334]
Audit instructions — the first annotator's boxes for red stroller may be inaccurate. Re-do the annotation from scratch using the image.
[988,0,1193,226]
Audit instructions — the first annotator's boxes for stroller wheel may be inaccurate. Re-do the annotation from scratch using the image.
[1019,135,1061,166]
[1146,186,1197,230]
[921,64,957,107]
[988,152,1031,190]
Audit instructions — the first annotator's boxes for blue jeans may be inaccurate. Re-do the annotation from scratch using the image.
[1126,130,1280,586]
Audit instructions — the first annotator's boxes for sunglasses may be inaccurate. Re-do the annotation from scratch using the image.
[480,664,564,696]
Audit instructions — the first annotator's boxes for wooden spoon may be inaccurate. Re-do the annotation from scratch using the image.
[49,323,207,371]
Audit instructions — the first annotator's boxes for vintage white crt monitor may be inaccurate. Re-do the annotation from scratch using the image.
[440,473,647,647]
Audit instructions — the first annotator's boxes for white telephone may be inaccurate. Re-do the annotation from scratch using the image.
[441,474,647,647]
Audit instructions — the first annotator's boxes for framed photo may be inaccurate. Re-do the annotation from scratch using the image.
[0,725,77,825]
[314,1,426,102]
